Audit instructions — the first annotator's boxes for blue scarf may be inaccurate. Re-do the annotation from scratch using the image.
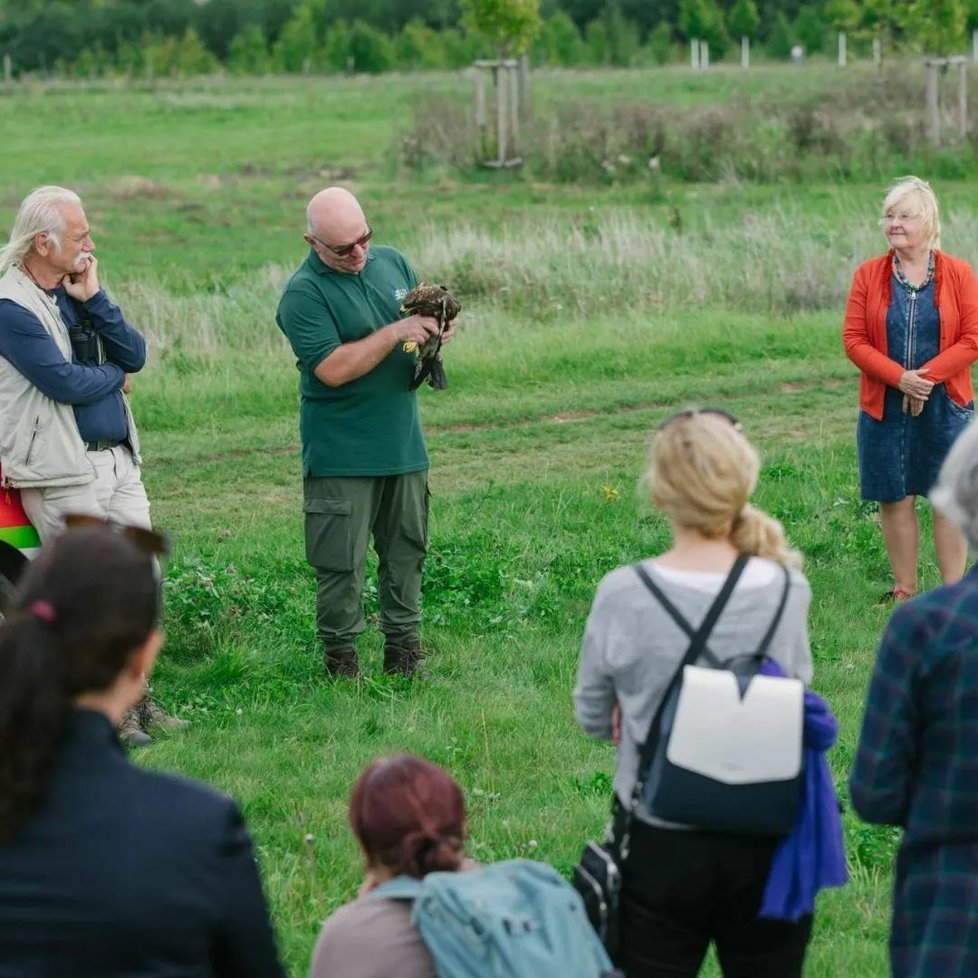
[757,659,848,921]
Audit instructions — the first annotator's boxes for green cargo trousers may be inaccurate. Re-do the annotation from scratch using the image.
[303,471,430,650]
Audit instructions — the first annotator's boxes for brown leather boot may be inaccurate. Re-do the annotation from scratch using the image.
[324,646,360,679]
[119,707,151,748]
[139,697,189,733]
[383,640,426,678]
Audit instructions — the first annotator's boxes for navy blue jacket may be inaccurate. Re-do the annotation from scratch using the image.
[0,288,145,444]
[0,710,286,978]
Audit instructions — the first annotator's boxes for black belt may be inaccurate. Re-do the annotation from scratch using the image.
[84,439,123,452]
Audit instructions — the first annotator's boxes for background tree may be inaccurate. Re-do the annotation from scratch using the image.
[766,10,794,57]
[585,17,610,62]
[823,0,860,34]
[271,0,328,72]
[645,20,675,63]
[531,11,587,65]
[793,5,827,53]
[602,2,642,64]
[347,20,395,72]
[727,0,759,43]
[227,23,270,74]
[322,19,353,71]
[170,28,219,76]
[903,0,966,55]
[678,0,728,56]
[396,17,449,69]
[195,0,266,61]
[460,0,542,56]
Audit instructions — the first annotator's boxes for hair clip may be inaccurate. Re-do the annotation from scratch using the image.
[30,600,56,624]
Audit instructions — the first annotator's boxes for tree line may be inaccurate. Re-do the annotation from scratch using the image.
[1,0,976,78]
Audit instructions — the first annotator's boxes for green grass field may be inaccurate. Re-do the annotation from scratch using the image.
[5,63,974,975]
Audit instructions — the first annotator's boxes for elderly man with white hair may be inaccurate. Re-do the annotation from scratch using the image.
[276,187,455,680]
[0,186,149,540]
[851,417,978,977]
[0,186,174,744]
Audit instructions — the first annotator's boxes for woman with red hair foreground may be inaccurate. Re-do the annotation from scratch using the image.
[311,755,467,978]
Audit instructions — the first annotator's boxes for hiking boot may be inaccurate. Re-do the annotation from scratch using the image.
[119,707,151,748]
[383,640,427,679]
[139,697,189,733]
[324,646,360,679]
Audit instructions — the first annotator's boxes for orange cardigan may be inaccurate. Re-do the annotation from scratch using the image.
[842,250,978,420]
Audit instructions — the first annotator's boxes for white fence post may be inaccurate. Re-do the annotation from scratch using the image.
[690,38,700,70]
[700,40,710,69]
[741,35,749,69]
[873,37,881,67]
[838,32,847,68]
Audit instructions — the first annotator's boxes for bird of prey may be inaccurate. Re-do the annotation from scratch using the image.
[399,282,461,391]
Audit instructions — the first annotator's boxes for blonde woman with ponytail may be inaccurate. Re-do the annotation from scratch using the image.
[575,409,819,978]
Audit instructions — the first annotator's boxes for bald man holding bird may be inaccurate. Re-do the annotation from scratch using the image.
[276,188,458,680]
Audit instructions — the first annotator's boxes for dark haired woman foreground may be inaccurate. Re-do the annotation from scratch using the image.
[311,754,467,978]
[0,526,285,978]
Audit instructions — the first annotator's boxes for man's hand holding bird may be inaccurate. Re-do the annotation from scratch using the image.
[398,282,462,391]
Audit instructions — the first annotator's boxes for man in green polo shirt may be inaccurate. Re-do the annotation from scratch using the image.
[276,187,452,679]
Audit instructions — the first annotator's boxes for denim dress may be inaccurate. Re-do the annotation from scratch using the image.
[857,275,975,501]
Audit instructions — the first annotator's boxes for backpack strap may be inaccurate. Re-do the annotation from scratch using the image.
[754,564,791,660]
[633,562,724,667]
[368,876,425,902]
[632,554,751,667]
[634,558,792,666]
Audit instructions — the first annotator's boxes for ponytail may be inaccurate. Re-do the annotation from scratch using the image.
[731,503,802,569]
[0,611,72,842]
[0,528,159,842]
[394,830,464,878]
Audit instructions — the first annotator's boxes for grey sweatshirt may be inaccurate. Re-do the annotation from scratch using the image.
[574,556,813,825]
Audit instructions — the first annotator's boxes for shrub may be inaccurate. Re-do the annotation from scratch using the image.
[227,24,270,75]
[347,20,394,74]
[645,22,675,65]
[531,11,587,66]
[400,61,972,186]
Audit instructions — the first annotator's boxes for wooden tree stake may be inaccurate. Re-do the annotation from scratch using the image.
[925,58,941,148]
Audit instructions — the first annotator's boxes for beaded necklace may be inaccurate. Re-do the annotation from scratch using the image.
[893,250,935,294]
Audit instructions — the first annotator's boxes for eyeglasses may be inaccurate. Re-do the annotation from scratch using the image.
[62,513,170,557]
[881,212,923,224]
[311,226,373,257]
[657,408,741,431]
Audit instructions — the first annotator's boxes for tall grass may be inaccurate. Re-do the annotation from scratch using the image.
[118,206,978,365]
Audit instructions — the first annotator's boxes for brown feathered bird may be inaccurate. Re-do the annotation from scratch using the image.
[400,282,461,391]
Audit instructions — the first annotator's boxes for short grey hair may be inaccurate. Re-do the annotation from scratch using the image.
[931,419,978,551]
[880,175,942,250]
[0,186,82,276]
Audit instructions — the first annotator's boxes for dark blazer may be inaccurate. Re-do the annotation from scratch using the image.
[0,709,286,978]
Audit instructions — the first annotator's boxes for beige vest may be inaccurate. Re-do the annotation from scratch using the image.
[0,267,140,488]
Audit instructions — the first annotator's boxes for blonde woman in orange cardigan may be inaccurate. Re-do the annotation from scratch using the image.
[843,176,978,601]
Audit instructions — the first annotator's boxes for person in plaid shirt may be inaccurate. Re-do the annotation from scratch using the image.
[851,417,978,978]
